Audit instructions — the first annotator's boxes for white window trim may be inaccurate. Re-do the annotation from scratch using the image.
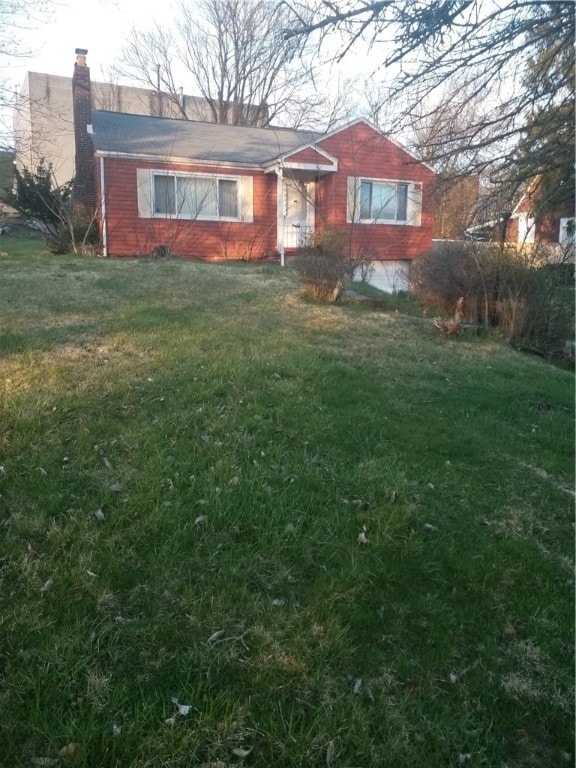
[348,176,423,226]
[152,170,243,222]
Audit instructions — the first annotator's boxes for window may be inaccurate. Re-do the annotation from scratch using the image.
[153,173,239,220]
[347,177,421,226]
[360,181,408,222]
[218,179,239,218]
[559,217,575,244]
[154,175,176,215]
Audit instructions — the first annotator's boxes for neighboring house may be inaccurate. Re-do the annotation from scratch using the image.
[15,65,266,188]
[467,178,575,252]
[506,181,575,249]
[72,53,435,288]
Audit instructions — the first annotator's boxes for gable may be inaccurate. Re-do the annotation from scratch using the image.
[513,178,576,219]
[282,146,334,165]
[317,119,435,179]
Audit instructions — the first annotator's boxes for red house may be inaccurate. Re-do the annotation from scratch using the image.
[73,53,435,290]
[467,178,575,254]
[505,180,575,250]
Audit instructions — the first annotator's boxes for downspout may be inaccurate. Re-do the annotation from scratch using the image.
[99,156,108,257]
[277,166,285,267]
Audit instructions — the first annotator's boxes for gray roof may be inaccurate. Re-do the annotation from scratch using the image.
[91,111,323,167]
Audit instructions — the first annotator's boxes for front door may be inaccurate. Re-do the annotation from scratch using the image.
[283,178,314,248]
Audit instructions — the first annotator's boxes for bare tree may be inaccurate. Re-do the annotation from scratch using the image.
[114,27,188,119]
[407,79,496,172]
[359,78,391,131]
[115,0,344,129]
[0,0,51,60]
[1,0,52,117]
[402,78,502,238]
[283,1,575,207]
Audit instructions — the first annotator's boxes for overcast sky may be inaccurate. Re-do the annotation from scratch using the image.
[0,0,380,145]
[6,0,373,88]
[5,0,174,87]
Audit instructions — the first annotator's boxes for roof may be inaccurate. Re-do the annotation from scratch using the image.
[90,111,322,167]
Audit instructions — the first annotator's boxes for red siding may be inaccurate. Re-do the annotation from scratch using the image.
[101,158,277,259]
[500,215,561,245]
[506,218,519,242]
[98,120,435,261]
[536,215,560,244]
[316,122,435,261]
[509,187,574,244]
[284,147,332,165]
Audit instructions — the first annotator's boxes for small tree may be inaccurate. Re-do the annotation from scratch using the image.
[6,160,98,254]
[292,229,373,301]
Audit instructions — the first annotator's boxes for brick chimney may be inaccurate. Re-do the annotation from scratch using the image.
[71,48,95,216]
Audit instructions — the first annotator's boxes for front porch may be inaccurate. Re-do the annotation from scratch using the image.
[265,144,338,265]
[283,223,315,249]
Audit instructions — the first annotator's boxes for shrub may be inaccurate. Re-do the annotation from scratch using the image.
[4,160,100,255]
[291,230,352,301]
[518,265,575,357]
[291,230,373,301]
[150,244,173,259]
[411,241,574,356]
[46,219,100,255]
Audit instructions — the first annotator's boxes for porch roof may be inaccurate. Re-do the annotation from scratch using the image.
[90,110,324,168]
[264,143,338,176]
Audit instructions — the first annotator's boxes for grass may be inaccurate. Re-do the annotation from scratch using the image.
[0,239,574,767]
[349,279,423,315]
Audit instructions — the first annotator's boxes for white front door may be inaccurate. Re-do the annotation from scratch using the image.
[283,178,314,248]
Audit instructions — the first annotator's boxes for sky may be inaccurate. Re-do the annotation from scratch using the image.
[5,0,173,88]
[4,0,372,100]
[0,0,383,144]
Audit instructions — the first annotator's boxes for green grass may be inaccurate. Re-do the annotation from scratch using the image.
[0,239,574,767]
[349,280,424,315]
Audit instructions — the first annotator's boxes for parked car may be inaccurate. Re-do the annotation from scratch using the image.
[464,229,490,241]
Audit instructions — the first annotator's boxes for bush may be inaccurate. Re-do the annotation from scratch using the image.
[4,160,100,255]
[519,266,575,357]
[150,244,173,259]
[411,241,574,356]
[46,219,100,255]
[291,230,353,301]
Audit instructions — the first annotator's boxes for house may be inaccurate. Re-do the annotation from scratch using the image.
[72,52,435,290]
[466,178,575,253]
[505,180,575,249]
[15,66,266,188]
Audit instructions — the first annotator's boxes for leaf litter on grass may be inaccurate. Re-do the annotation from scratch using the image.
[0,249,573,767]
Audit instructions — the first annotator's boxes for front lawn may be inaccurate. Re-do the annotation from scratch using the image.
[0,241,573,767]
